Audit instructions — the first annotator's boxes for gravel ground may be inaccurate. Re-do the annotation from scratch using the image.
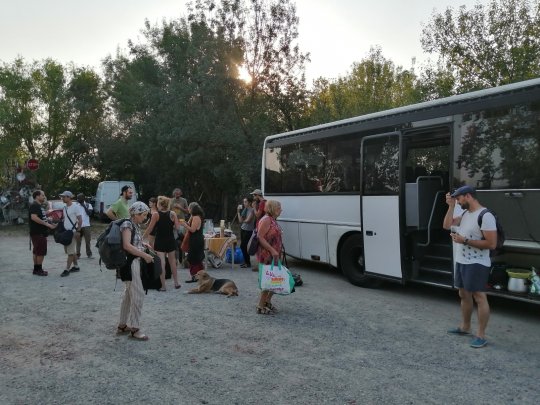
[1,225,539,405]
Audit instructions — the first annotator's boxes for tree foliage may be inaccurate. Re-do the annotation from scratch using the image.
[0,59,107,193]
[421,0,540,93]
[101,0,308,216]
[306,47,421,125]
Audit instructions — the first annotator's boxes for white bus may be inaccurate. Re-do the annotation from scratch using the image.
[262,78,540,303]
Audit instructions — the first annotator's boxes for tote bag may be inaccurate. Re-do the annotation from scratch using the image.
[258,260,295,295]
[181,231,191,253]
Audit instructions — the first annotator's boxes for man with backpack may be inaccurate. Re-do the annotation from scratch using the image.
[76,193,93,259]
[443,185,498,348]
[59,191,83,277]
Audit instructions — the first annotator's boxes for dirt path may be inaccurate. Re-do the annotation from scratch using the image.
[1,226,539,404]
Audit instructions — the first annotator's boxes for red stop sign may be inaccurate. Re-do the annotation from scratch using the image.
[26,158,39,171]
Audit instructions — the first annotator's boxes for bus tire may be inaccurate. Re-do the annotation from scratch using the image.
[340,234,380,288]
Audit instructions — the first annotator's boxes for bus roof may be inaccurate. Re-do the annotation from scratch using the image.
[265,77,540,143]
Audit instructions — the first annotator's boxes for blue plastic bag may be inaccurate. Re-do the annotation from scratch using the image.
[225,247,244,264]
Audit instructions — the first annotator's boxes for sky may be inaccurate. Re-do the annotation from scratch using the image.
[0,0,486,84]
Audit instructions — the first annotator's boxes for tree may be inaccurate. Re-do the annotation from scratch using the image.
[421,0,540,93]
[307,47,421,125]
[101,0,309,218]
[0,58,108,193]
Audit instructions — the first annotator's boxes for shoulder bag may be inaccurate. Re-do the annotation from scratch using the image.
[54,207,76,246]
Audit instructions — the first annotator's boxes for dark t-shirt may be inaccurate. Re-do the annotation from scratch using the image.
[29,202,48,236]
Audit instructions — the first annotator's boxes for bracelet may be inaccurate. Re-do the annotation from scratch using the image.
[464,238,469,245]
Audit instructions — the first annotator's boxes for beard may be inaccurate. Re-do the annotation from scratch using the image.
[459,201,469,210]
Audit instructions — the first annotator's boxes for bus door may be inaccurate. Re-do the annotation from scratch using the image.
[360,133,403,280]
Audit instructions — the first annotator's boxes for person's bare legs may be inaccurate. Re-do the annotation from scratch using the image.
[33,254,44,265]
[157,251,167,290]
[473,292,490,338]
[459,288,473,332]
[167,251,180,288]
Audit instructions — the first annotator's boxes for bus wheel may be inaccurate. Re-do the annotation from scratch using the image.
[340,234,379,287]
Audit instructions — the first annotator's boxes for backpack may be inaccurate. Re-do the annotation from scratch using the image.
[96,219,134,270]
[247,229,259,256]
[478,208,505,256]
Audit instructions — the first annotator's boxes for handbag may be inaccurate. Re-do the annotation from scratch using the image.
[181,230,191,253]
[246,229,259,256]
[54,208,76,246]
[258,260,295,295]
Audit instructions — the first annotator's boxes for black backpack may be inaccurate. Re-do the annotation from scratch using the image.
[478,208,505,256]
[96,219,133,270]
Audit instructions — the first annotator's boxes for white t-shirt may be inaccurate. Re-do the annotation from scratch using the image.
[76,201,93,227]
[455,208,497,267]
[63,203,82,230]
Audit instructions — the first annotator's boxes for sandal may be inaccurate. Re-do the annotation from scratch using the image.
[130,329,149,341]
[158,288,167,292]
[174,284,181,289]
[117,324,131,334]
[265,302,278,313]
[256,305,274,315]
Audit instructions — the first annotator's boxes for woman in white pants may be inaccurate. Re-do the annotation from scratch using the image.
[117,202,154,341]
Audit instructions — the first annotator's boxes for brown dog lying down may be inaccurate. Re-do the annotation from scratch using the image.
[187,270,239,297]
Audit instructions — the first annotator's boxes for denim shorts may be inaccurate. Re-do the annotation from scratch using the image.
[455,262,490,292]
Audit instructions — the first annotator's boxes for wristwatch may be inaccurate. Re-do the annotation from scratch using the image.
[464,238,469,245]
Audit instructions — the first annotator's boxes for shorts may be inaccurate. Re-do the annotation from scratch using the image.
[64,238,77,255]
[455,262,490,292]
[31,234,48,256]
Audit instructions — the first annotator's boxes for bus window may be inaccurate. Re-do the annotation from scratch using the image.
[455,102,540,189]
[264,134,361,194]
[362,135,400,195]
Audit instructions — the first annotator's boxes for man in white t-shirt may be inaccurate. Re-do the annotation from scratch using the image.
[443,185,497,348]
[76,193,93,259]
[59,191,83,277]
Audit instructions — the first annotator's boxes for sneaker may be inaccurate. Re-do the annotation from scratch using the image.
[240,263,248,268]
[185,277,197,283]
[33,269,48,276]
[447,327,471,336]
[60,270,70,277]
[69,266,80,273]
[470,336,488,348]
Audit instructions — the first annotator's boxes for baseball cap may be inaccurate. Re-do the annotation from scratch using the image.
[251,189,263,196]
[451,185,476,198]
[129,201,149,215]
[59,191,74,198]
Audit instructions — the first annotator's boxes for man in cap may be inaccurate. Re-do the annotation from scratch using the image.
[29,190,58,276]
[250,188,267,272]
[76,193,93,258]
[59,191,83,277]
[443,185,497,348]
[250,189,266,225]
[106,185,133,220]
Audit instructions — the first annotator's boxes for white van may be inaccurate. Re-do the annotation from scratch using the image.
[94,181,138,219]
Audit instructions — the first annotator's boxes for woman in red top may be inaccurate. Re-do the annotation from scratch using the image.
[256,200,283,315]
